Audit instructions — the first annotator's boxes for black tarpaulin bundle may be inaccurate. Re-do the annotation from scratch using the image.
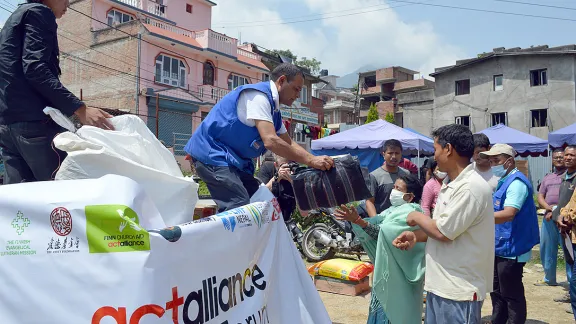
[291,154,372,210]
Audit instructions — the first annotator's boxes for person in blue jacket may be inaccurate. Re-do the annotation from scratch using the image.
[185,63,333,212]
[481,143,539,324]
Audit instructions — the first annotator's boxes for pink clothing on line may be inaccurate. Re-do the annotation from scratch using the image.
[422,178,442,216]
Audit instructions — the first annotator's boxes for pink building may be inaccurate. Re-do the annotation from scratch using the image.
[59,0,270,154]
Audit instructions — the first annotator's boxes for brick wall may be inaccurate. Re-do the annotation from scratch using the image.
[377,101,395,118]
[376,67,394,81]
[58,0,138,112]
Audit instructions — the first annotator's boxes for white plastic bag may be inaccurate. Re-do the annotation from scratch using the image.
[54,115,198,226]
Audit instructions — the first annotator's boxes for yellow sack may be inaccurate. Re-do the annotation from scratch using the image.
[308,258,374,281]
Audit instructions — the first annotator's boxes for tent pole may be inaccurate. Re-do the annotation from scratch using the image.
[418,151,421,178]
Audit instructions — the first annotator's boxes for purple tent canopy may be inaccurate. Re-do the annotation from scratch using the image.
[549,123,576,148]
[476,124,548,156]
[311,119,434,153]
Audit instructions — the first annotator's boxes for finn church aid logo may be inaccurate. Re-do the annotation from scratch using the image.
[85,205,150,253]
[11,211,30,235]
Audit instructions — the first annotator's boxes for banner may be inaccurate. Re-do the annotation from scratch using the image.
[0,175,330,324]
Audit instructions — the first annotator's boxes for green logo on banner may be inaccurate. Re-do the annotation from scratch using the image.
[85,205,150,253]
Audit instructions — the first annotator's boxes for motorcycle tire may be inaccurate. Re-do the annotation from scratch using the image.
[302,223,337,262]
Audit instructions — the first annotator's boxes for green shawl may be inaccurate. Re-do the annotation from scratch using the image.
[352,203,426,324]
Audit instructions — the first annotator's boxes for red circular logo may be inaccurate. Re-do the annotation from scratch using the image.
[50,207,72,236]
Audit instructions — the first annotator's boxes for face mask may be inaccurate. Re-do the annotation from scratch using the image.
[434,170,448,180]
[491,159,510,177]
[390,189,408,206]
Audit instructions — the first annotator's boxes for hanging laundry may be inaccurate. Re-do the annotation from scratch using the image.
[324,128,331,137]
[330,129,338,135]
[304,125,312,137]
[295,123,304,133]
[310,126,320,139]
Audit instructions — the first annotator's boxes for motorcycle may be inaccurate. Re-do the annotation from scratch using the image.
[300,207,364,262]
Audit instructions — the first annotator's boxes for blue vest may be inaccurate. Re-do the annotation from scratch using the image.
[184,82,283,174]
[493,171,540,257]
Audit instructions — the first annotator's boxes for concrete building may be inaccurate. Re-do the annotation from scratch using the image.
[59,0,269,154]
[430,44,576,138]
[358,66,434,127]
[313,73,357,125]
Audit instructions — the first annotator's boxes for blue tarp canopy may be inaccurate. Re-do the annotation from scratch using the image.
[311,120,434,172]
[549,123,576,148]
[476,124,548,157]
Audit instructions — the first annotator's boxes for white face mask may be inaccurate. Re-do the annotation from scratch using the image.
[434,170,448,180]
[390,189,408,206]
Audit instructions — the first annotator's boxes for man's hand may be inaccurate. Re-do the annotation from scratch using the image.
[277,164,292,183]
[74,105,115,130]
[557,215,571,232]
[545,212,553,221]
[393,231,417,250]
[308,155,334,171]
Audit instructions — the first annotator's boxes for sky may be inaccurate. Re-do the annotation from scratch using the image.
[1,0,576,78]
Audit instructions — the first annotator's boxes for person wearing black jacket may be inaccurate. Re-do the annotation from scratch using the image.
[257,154,304,242]
[0,0,113,184]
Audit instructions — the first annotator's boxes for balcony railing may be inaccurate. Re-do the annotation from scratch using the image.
[194,30,237,57]
[146,18,194,38]
[197,85,229,103]
[237,48,261,61]
[115,0,166,18]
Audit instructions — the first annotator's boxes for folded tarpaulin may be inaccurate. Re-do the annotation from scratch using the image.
[291,154,372,210]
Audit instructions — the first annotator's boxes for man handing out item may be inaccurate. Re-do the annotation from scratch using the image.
[393,124,494,324]
[0,0,114,184]
[185,63,333,212]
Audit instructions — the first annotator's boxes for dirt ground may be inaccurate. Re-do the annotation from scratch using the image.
[313,261,575,324]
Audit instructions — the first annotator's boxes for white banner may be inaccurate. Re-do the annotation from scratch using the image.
[0,175,330,324]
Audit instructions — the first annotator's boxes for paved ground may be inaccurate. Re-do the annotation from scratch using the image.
[314,262,574,324]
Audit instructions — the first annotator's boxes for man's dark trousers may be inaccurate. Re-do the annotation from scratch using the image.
[194,159,260,213]
[491,256,527,324]
[0,120,65,184]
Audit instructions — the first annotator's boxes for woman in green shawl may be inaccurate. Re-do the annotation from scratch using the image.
[336,174,426,324]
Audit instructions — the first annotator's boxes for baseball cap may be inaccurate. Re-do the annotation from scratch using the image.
[479,143,517,158]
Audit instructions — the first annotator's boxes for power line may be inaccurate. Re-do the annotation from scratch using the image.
[493,0,576,11]
[385,0,576,22]
[214,3,414,28]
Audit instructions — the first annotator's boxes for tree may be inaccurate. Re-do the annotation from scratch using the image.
[365,103,379,124]
[385,112,395,124]
[264,49,322,75]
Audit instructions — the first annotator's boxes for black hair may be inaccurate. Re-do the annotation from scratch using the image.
[431,124,475,160]
[399,174,423,203]
[473,133,491,149]
[429,160,438,171]
[271,63,304,83]
[26,0,43,3]
[553,148,564,155]
[383,139,403,152]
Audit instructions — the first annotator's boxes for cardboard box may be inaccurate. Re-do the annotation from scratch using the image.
[313,276,370,296]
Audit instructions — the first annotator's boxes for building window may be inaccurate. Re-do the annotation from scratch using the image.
[531,109,548,127]
[262,73,270,82]
[491,112,507,126]
[530,69,548,87]
[155,55,186,88]
[455,116,470,127]
[201,111,209,121]
[297,86,308,104]
[203,62,214,86]
[228,74,250,90]
[294,132,306,144]
[186,4,193,13]
[493,75,503,91]
[107,9,134,26]
[363,75,376,88]
[325,114,331,124]
[455,79,470,96]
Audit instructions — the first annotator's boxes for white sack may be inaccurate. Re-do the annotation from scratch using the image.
[0,175,331,324]
[54,115,198,226]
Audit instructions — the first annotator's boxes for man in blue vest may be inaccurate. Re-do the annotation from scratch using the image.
[481,144,539,324]
[185,63,333,212]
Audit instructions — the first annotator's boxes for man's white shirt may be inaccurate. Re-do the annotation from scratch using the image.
[236,81,287,135]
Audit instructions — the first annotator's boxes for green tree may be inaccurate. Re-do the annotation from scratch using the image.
[365,103,379,124]
[385,112,395,124]
[265,49,322,75]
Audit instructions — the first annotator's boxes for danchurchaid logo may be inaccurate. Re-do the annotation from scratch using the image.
[85,205,150,253]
